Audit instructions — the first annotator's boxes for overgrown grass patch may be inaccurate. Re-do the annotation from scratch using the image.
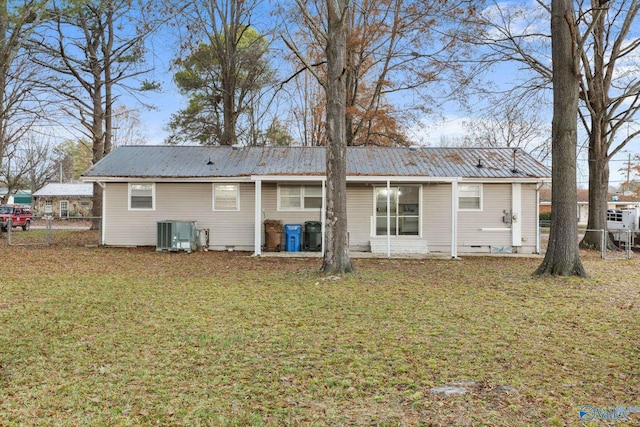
[0,237,638,426]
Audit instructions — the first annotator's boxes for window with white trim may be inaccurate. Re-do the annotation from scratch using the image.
[278,185,322,211]
[374,185,420,236]
[458,184,482,210]
[213,184,239,210]
[129,183,155,210]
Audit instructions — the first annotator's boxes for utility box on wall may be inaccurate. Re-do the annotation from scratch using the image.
[157,220,198,252]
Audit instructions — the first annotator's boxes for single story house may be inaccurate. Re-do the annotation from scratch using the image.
[32,183,93,217]
[81,145,551,257]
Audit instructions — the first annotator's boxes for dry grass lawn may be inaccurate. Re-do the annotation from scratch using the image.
[0,230,638,426]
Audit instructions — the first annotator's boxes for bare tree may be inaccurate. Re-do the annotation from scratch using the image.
[322,0,354,273]
[23,135,56,194]
[0,133,53,203]
[578,0,640,249]
[111,105,147,147]
[286,0,354,273]
[290,70,326,146]
[535,0,588,277]
[0,0,50,196]
[29,0,167,221]
[282,0,481,147]
[468,0,640,251]
[464,95,551,162]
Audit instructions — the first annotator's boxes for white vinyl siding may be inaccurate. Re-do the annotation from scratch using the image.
[520,183,538,253]
[105,182,254,249]
[129,183,155,210]
[100,180,542,255]
[213,184,239,211]
[346,184,373,251]
[422,184,453,252]
[458,184,511,249]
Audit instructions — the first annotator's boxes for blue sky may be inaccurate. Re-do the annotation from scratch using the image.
[122,0,640,190]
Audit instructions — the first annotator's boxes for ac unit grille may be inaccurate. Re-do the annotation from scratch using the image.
[156,220,197,252]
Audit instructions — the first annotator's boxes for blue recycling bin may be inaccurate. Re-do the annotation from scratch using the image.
[284,224,302,252]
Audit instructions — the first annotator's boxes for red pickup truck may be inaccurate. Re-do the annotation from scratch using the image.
[0,204,33,232]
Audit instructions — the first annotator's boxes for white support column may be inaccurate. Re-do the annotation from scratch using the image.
[95,181,106,246]
[253,179,262,256]
[512,183,522,247]
[536,184,541,254]
[451,181,458,259]
[386,179,391,257]
[321,178,326,254]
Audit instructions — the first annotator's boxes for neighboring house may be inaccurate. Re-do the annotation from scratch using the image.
[539,188,640,225]
[32,183,93,217]
[82,145,551,257]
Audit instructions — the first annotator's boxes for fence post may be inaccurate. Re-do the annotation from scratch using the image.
[46,216,52,245]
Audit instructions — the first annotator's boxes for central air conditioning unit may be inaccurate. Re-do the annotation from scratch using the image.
[157,220,198,252]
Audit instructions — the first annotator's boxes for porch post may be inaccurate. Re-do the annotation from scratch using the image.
[321,178,326,254]
[97,181,106,246]
[536,183,542,254]
[253,179,262,256]
[387,179,391,257]
[451,180,458,259]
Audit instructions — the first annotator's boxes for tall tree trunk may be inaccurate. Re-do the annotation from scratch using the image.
[91,67,104,228]
[535,0,588,277]
[220,8,237,147]
[321,0,354,275]
[103,2,114,156]
[344,32,355,146]
[222,67,236,145]
[0,0,7,175]
[581,115,614,250]
[579,3,615,252]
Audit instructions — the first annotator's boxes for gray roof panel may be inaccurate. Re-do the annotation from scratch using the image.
[82,146,550,179]
[33,183,93,197]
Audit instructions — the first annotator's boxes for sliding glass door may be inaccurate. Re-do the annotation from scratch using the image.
[375,186,420,236]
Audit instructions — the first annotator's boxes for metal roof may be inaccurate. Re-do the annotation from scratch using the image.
[33,183,93,197]
[82,146,550,180]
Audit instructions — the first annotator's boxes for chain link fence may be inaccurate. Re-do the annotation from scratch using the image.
[539,224,634,260]
[0,216,101,247]
[598,229,634,260]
